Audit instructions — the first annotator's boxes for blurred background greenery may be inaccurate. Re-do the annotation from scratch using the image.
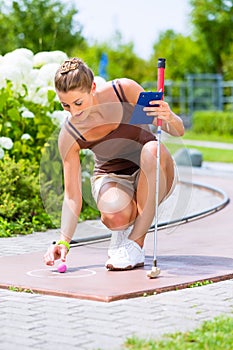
[0,0,233,81]
[0,0,232,237]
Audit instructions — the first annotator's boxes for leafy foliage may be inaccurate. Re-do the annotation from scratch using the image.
[72,33,153,84]
[190,0,233,74]
[192,110,233,135]
[150,30,213,80]
[0,155,54,237]
[0,0,85,55]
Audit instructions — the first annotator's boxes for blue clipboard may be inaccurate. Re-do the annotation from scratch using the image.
[129,91,163,124]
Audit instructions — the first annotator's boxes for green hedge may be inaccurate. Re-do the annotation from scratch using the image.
[0,155,54,237]
[192,111,233,135]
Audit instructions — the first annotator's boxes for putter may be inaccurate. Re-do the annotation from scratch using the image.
[147,58,166,279]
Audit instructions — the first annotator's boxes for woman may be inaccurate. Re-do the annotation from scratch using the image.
[44,57,184,270]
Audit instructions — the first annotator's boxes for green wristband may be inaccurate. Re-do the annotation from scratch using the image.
[54,240,70,252]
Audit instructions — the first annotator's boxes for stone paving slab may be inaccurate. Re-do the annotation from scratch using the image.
[0,279,232,350]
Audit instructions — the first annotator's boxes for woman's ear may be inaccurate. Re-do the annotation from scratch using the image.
[91,81,96,95]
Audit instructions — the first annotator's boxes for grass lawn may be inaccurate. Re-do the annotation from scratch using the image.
[183,131,233,144]
[183,146,233,163]
[164,131,233,163]
[124,316,233,350]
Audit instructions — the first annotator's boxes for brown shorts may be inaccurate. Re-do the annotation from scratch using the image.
[90,160,178,204]
[91,169,140,203]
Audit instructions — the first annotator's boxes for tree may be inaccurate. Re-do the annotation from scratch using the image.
[0,0,85,55]
[150,30,211,81]
[73,31,152,84]
[190,0,233,74]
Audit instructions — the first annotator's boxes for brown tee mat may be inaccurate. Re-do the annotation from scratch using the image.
[1,218,233,302]
[1,174,232,302]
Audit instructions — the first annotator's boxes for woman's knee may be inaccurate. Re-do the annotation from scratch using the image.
[97,183,134,214]
[101,211,132,231]
[141,141,172,171]
[99,195,137,230]
[141,141,157,162]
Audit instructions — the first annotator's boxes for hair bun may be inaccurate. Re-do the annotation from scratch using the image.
[60,58,81,74]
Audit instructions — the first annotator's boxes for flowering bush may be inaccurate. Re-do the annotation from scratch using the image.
[0,48,102,236]
[0,48,70,162]
[0,48,106,161]
[0,48,66,94]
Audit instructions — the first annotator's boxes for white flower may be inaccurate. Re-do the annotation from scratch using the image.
[94,76,106,89]
[3,51,33,77]
[0,49,32,93]
[0,64,23,89]
[34,63,60,88]
[21,109,35,118]
[33,50,68,68]
[21,133,31,140]
[28,86,55,106]
[23,68,39,88]
[9,48,34,61]
[0,147,4,159]
[49,110,69,126]
[0,137,13,150]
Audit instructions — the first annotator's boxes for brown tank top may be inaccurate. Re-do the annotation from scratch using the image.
[64,80,156,175]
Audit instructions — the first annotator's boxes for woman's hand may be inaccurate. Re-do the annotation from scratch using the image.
[43,243,68,266]
[143,99,185,136]
[143,99,173,124]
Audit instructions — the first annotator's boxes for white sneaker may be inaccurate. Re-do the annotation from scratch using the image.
[108,227,131,257]
[105,238,145,270]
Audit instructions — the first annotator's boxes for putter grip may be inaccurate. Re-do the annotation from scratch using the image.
[157,58,166,127]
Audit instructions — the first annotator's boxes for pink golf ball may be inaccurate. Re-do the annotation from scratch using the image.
[57,263,67,273]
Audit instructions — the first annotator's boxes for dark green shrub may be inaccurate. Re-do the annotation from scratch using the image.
[39,131,100,228]
[192,111,233,135]
[0,154,54,237]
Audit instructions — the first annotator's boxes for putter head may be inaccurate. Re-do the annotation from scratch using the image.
[147,266,161,279]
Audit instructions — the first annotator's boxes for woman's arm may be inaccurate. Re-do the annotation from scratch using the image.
[148,98,185,137]
[44,133,82,266]
[118,78,184,137]
[59,143,82,243]
[153,102,185,137]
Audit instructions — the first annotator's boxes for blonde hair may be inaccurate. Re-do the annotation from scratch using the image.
[55,57,94,93]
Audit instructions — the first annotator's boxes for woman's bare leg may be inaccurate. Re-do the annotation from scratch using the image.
[96,182,137,231]
[128,141,174,247]
[95,140,175,249]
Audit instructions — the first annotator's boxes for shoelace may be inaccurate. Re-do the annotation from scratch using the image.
[113,245,130,259]
[110,231,128,249]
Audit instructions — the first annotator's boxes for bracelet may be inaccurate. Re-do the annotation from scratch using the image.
[53,240,70,252]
